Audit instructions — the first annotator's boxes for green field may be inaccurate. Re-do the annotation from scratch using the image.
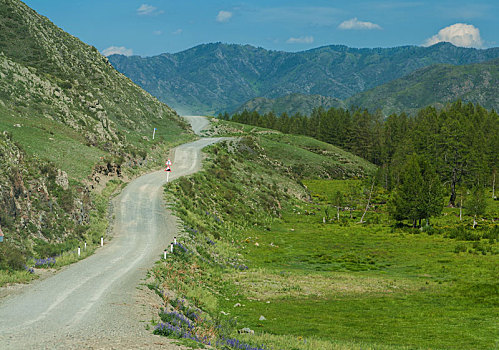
[220,180,498,349]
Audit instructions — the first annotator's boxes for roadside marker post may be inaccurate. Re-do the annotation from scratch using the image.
[163,249,167,260]
[84,242,87,251]
[153,128,157,140]
[170,242,174,253]
[174,236,177,244]
[100,236,104,247]
[78,246,81,257]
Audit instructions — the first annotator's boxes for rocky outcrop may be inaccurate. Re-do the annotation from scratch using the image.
[0,133,91,247]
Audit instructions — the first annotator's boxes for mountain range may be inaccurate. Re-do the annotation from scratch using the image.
[108,42,499,115]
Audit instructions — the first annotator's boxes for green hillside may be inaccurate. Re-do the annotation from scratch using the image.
[0,0,192,278]
[108,42,499,114]
[347,58,499,115]
[234,93,345,116]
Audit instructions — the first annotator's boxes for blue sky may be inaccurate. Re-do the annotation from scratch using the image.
[23,0,499,57]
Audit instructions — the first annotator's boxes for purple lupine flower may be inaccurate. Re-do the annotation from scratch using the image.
[34,257,56,267]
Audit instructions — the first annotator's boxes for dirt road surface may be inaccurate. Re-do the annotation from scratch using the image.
[0,117,219,349]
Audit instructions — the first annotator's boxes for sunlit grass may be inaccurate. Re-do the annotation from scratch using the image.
[0,270,37,287]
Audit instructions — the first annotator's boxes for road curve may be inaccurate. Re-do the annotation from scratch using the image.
[182,115,211,135]
[0,117,220,349]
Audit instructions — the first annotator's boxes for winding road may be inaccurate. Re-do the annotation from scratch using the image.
[0,116,218,349]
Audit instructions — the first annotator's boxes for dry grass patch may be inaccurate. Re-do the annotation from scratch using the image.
[229,268,423,300]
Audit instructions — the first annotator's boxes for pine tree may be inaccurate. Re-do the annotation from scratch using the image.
[389,154,423,226]
[417,159,444,226]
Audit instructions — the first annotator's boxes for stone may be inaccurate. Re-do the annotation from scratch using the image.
[259,315,266,321]
[56,169,69,190]
[239,328,254,334]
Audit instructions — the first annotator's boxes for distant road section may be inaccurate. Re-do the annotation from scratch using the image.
[0,117,220,349]
[183,115,211,135]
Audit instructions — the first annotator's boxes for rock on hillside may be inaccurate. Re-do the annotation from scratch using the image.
[0,132,91,253]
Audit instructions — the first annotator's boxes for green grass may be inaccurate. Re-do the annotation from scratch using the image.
[0,269,36,287]
[205,120,375,179]
[0,106,106,180]
[219,180,498,350]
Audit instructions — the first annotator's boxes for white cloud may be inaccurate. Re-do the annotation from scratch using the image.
[102,46,133,57]
[172,29,183,35]
[286,36,314,44]
[137,4,163,16]
[424,23,484,48]
[216,10,233,23]
[339,18,382,30]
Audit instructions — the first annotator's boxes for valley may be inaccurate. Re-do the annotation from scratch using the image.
[0,0,498,349]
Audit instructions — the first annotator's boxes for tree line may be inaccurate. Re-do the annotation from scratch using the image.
[221,101,498,226]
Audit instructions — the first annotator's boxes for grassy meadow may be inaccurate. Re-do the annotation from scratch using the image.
[221,180,498,349]
[149,134,499,350]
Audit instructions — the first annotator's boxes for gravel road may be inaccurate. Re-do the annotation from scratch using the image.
[0,117,219,349]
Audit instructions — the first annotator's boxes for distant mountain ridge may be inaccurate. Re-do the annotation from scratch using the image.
[109,42,499,115]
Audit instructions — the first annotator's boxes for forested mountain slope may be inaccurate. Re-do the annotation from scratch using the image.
[233,94,345,116]
[347,58,499,115]
[109,42,499,114]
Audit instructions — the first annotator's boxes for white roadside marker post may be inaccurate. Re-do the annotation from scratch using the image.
[84,242,87,251]
[170,242,174,253]
[100,236,103,247]
[174,236,177,244]
[78,246,81,257]
[153,128,157,140]
[163,249,167,260]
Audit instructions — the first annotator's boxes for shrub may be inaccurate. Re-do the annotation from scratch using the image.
[446,225,481,241]
[454,243,467,253]
[0,243,26,271]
